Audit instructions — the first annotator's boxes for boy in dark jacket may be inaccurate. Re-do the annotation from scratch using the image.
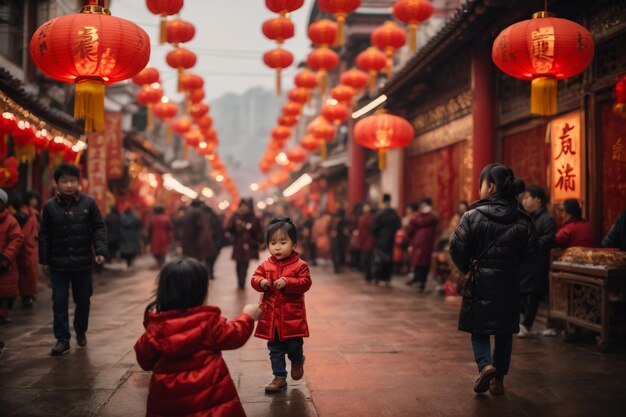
[39,164,108,356]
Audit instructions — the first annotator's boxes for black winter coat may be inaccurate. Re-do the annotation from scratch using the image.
[39,194,108,271]
[450,198,537,335]
[371,207,401,258]
[602,211,626,251]
[519,207,556,294]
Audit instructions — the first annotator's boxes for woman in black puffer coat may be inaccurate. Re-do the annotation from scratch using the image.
[450,163,537,396]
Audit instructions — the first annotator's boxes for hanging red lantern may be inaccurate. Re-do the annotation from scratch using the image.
[321,102,349,125]
[272,126,292,142]
[300,134,321,152]
[166,19,195,45]
[146,0,184,44]
[265,0,304,16]
[203,129,218,145]
[307,117,336,159]
[308,19,338,47]
[356,47,387,93]
[170,115,193,135]
[371,21,406,79]
[392,0,433,52]
[184,129,202,148]
[262,16,295,45]
[318,0,362,46]
[196,114,213,130]
[190,103,210,120]
[492,11,594,116]
[166,47,197,91]
[132,67,160,86]
[294,69,319,90]
[307,47,340,95]
[153,99,178,144]
[0,113,17,150]
[286,148,307,163]
[63,146,80,164]
[136,85,163,132]
[47,139,67,167]
[179,73,204,92]
[12,122,37,163]
[264,48,294,96]
[354,112,415,170]
[278,115,298,127]
[330,85,355,105]
[29,3,150,132]
[259,157,275,174]
[613,74,626,117]
[288,87,310,104]
[0,157,19,188]
[189,89,205,104]
[269,170,290,186]
[282,101,302,117]
[340,68,369,92]
[34,131,49,151]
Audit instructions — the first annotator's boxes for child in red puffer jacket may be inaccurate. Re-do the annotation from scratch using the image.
[134,258,262,417]
[251,217,312,394]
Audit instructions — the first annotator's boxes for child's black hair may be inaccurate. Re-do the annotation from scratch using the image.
[53,164,80,182]
[479,163,525,202]
[148,258,209,313]
[266,217,298,245]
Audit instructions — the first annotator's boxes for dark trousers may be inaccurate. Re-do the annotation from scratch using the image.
[236,261,249,289]
[206,256,217,279]
[361,250,373,281]
[521,292,544,330]
[268,333,304,378]
[413,265,430,289]
[471,334,513,380]
[377,261,394,282]
[51,269,93,342]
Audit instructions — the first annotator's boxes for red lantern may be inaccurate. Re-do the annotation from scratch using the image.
[263,17,295,45]
[307,117,336,159]
[47,139,67,167]
[170,116,193,135]
[282,101,302,117]
[153,100,178,144]
[132,67,160,86]
[286,148,307,163]
[29,4,150,132]
[330,85,355,105]
[356,47,387,93]
[259,157,274,174]
[269,170,290,186]
[12,122,37,163]
[613,74,626,117]
[146,0,184,44]
[185,129,202,148]
[166,47,197,71]
[492,12,595,116]
[265,0,304,16]
[264,48,294,96]
[295,69,319,89]
[307,47,340,95]
[136,85,163,132]
[371,21,406,79]
[0,156,19,188]
[63,146,80,164]
[278,115,298,127]
[179,73,204,92]
[300,134,320,152]
[340,68,369,92]
[318,0,361,46]
[34,131,49,151]
[189,89,205,104]
[190,103,210,120]
[308,19,338,47]
[392,0,433,52]
[354,112,415,169]
[321,102,349,125]
[166,19,195,45]
[288,88,310,104]
[0,113,17,153]
[272,126,292,142]
[196,114,213,130]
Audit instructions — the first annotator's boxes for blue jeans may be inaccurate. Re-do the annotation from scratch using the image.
[268,333,304,378]
[51,269,93,342]
[470,334,513,380]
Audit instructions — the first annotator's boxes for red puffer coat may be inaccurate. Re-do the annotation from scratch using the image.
[134,305,255,417]
[405,210,439,267]
[0,210,24,298]
[18,206,39,297]
[251,252,311,341]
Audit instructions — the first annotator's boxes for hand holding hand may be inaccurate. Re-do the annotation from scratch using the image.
[95,255,105,265]
[260,279,271,290]
[242,303,263,320]
[273,278,286,290]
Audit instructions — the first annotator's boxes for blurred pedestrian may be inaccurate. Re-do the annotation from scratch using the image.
[450,163,536,395]
[39,164,108,356]
[404,198,439,291]
[134,258,262,417]
[251,217,312,393]
[227,198,262,289]
[203,205,224,280]
[0,188,24,325]
[555,199,595,248]
[14,193,40,307]
[312,210,332,263]
[299,211,316,265]
[149,206,173,269]
[330,208,349,273]
[357,202,375,282]
[602,210,626,251]
[119,207,142,270]
[105,206,121,261]
[180,200,206,261]
[371,194,401,286]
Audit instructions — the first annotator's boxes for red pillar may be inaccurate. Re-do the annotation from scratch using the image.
[347,118,365,211]
[471,41,495,202]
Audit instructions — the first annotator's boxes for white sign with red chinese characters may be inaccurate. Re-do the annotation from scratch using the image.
[550,111,582,203]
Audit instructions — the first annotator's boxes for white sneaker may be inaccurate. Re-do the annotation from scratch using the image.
[517,324,529,338]
[541,328,558,337]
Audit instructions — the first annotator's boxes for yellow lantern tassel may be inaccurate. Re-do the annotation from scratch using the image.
[177,68,183,92]
[335,13,346,46]
[276,69,282,96]
[184,97,191,114]
[531,77,557,116]
[74,79,105,132]
[147,103,154,133]
[75,150,82,165]
[409,23,418,52]
[160,15,167,44]
[368,71,377,95]
[166,125,173,145]
[320,140,327,159]
[182,142,188,160]
[319,70,328,97]
[386,51,394,80]
[378,148,387,170]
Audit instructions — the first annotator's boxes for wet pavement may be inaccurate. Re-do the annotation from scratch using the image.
[0,251,625,417]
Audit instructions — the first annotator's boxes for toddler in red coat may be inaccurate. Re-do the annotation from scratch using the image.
[134,258,262,417]
[251,217,312,394]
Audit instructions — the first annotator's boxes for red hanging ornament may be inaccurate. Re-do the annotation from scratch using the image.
[356,47,387,94]
[264,48,294,96]
[286,148,307,163]
[371,21,406,79]
[265,0,304,16]
[307,47,339,95]
[295,69,319,89]
[288,87,310,104]
[146,0,184,44]
[190,103,210,120]
[282,101,302,117]
[339,68,369,92]
[318,0,362,46]
[263,16,295,45]
[354,112,415,170]
[321,102,349,125]
[330,85,355,105]
[308,19,338,47]
[278,115,298,127]
[132,67,160,86]
[166,19,195,45]
[392,0,433,52]
[613,74,626,117]
[307,117,336,159]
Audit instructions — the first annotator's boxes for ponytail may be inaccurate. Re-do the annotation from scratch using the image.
[479,163,525,201]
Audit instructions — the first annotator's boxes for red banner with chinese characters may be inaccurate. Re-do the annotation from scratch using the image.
[550,112,582,203]
[105,112,123,179]
[601,104,626,235]
[87,127,108,215]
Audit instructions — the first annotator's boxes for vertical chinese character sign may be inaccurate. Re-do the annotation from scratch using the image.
[87,114,117,214]
[550,112,582,202]
[105,112,124,179]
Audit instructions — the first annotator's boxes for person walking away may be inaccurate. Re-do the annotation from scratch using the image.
[180,200,206,261]
[0,188,24,325]
[251,217,312,393]
[105,206,121,262]
[450,163,537,396]
[312,211,332,264]
[227,198,262,290]
[555,199,595,248]
[371,194,401,286]
[405,198,439,291]
[134,258,262,417]
[197,203,216,280]
[519,186,557,338]
[149,206,172,269]
[602,210,626,251]
[300,212,316,265]
[203,205,223,280]
[119,207,142,271]
[357,203,375,282]
[39,164,108,356]
[15,194,39,307]
[330,208,349,273]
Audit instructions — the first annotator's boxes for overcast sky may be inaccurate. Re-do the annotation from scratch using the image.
[112,0,314,102]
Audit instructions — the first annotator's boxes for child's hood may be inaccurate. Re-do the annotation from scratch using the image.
[143,305,221,357]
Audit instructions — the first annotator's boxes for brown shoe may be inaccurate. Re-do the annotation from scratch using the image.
[291,357,305,380]
[489,378,505,395]
[473,364,497,393]
[265,377,287,394]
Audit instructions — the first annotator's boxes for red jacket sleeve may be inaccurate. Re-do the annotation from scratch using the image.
[284,262,312,294]
[251,263,267,292]
[1,219,23,265]
[134,333,160,371]
[555,224,571,248]
[211,313,255,351]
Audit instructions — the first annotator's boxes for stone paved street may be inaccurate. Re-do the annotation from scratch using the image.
[0,251,625,417]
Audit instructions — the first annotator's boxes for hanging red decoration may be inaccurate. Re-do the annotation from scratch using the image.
[153,99,178,144]
[196,115,213,130]
[12,122,37,163]
[63,146,80,164]
[492,11,595,116]
[300,135,320,152]
[318,0,362,46]
[330,85,355,105]
[265,0,304,16]
[272,126,292,142]
[307,47,340,95]
[321,102,349,125]
[179,73,204,92]
[170,116,193,135]
[34,131,49,151]
[184,129,202,148]
[371,21,406,79]
[0,113,17,149]
[264,48,294,96]
[294,69,319,90]
[286,148,307,163]
[190,103,210,120]
[282,101,302,117]
[278,115,298,127]
[132,67,160,86]
[308,19,338,47]
[189,89,205,104]
[166,19,195,45]
[354,112,415,170]
[146,0,184,44]
[356,47,387,93]
[613,74,626,117]
[263,16,295,45]
[339,68,369,92]
[29,3,150,132]
[288,88,310,104]
[47,139,67,167]
[136,85,163,132]
[307,117,336,159]
[392,0,433,52]
[0,157,19,188]
[166,47,197,91]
